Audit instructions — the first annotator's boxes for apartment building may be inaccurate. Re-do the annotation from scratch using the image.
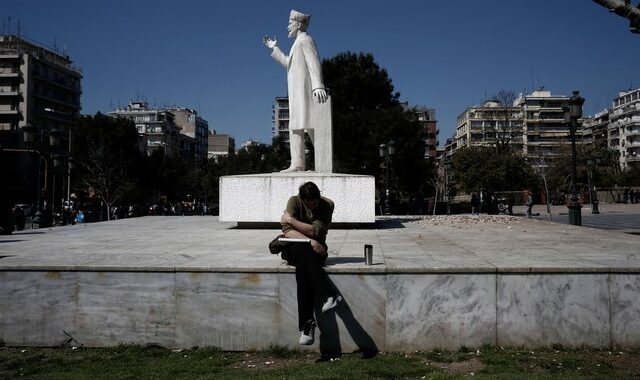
[582,109,609,150]
[207,130,234,159]
[110,101,215,160]
[171,108,209,161]
[450,90,582,170]
[608,88,640,169]
[518,90,578,168]
[0,34,82,204]
[455,100,523,152]
[272,96,289,141]
[110,101,186,158]
[412,106,439,160]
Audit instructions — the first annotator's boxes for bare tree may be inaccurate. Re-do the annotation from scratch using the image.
[77,134,130,221]
[592,0,640,34]
[484,90,523,154]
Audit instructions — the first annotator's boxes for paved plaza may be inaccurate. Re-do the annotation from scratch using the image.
[1,204,639,272]
[0,204,639,351]
[526,203,640,233]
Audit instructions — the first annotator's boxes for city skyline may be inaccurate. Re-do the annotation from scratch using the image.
[3,0,639,145]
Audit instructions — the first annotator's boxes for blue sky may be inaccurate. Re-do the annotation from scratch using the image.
[4,1,639,145]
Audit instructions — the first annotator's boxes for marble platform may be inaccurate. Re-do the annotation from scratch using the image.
[219,172,375,223]
[1,215,639,352]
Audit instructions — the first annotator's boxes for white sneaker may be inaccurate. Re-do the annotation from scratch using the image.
[299,319,316,345]
[321,295,342,314]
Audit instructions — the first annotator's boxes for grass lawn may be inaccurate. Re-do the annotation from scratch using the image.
[1,344,639,379]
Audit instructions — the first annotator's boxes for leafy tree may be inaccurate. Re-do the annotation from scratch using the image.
[543,141,623,195]
[142,150,194,204]
[452,146,539,194]
[322,52,434,199]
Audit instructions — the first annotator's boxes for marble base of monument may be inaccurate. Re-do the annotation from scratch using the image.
[219,172,375,223]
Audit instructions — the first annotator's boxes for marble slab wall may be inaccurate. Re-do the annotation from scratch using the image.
[386,274,496,351]
[175,272,280,350]
[2,270,640,350]
[497,274,611,347]
[0,271,77,346]
[76,272,176,347]
[610,274,640,347]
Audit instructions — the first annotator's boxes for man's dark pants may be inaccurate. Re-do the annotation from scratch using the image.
[288,242,331,331]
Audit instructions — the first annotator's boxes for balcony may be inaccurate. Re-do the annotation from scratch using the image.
[0,71,19,78]
[627,141,640,148]
[33,72,82,92]
[627,128,640,136]
[0,89,19,96]
[33,92,81,110]
[627,155,640,163]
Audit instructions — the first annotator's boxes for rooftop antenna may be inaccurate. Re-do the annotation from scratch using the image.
[16,20,20,36]
[8,16,11,35]
[530,67,535,93]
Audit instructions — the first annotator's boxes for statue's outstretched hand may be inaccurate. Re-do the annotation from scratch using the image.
[262,35,277,49]
[313,88,328,103]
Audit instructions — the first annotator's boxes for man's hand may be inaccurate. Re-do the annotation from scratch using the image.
[310,239,327,255]
[281,211,292,225]
[262,35,277,49]
[313,88,327,103]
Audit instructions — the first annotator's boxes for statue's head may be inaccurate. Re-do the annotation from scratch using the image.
[288,10,310,38]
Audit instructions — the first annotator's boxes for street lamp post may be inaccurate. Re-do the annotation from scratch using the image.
[564,90,585,226]
[21,123,64,228]
[379,140,396,215]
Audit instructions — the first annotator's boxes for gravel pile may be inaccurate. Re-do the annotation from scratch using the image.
[410,215,523,229]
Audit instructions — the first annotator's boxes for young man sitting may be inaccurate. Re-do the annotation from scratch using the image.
[280,181,341,345]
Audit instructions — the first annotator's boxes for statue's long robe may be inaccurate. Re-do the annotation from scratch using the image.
[271,32,324,132]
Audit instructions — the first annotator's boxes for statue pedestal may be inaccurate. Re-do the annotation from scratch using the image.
[219,172,375,223]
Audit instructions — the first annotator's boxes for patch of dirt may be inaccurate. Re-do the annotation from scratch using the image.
[431,358,485,375]
[591,351,640,376]
[230,352,314,370]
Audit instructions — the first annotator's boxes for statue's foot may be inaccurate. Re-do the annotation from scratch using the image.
[280,166,305,173]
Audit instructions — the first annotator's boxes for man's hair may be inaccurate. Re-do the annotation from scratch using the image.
[299,181,321,201]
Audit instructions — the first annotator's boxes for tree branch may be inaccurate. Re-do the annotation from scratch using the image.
[593,0,640,33]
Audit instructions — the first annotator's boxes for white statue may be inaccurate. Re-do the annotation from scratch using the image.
[264,10,332,173]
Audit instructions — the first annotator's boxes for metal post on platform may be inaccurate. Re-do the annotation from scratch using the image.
[587,158,600,214]
[379,141,395,215]
[443,157,452,215]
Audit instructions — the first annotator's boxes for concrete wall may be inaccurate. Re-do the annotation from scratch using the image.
[2,270,639,351]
